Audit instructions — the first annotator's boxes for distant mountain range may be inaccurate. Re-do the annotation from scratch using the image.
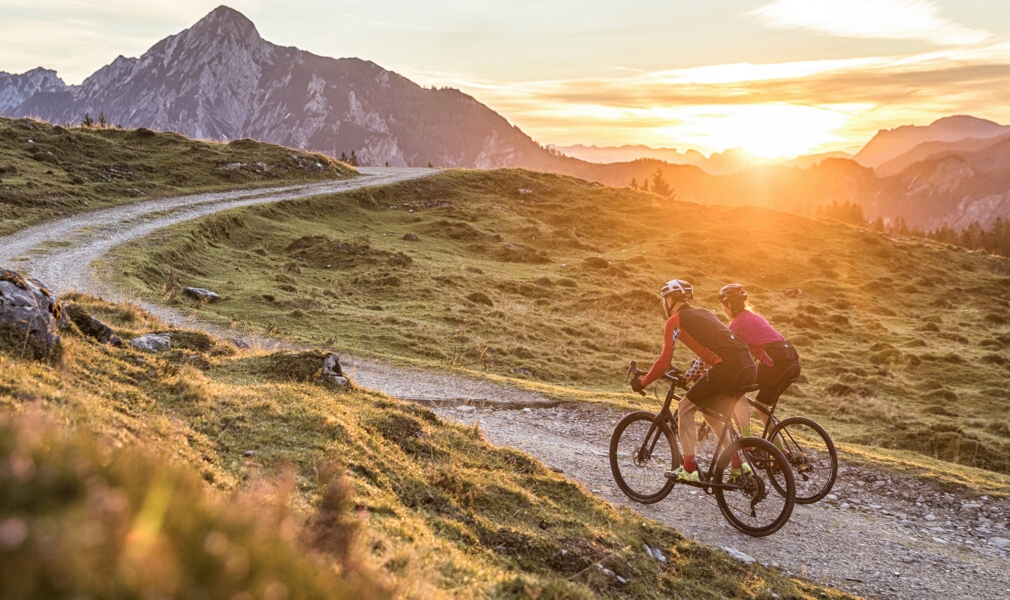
[853,115,1010,169]
[557,116,1010,232]
[553,144,851,175]
[3,6,1010,232]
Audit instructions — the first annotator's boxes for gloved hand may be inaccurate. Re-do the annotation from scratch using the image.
[630,377,645,395]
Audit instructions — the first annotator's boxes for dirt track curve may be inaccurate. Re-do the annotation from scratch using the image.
[0,167,1007,599]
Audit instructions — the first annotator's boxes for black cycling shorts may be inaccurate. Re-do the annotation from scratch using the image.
[686,353,757,413]
[755,340,801,406]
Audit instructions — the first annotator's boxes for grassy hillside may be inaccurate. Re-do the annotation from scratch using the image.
[107,169,1010,475]
[0,116,355,235]
[0,294,848,599]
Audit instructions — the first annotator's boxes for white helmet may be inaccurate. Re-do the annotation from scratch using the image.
[660,279,693,317]
[660,279,693,302]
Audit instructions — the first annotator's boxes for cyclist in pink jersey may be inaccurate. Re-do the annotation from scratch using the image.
[718,284,801,438]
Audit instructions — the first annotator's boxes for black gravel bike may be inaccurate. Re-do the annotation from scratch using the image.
[745,365,838,504]
[609,361,795,537]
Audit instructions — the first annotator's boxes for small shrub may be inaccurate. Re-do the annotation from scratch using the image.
[923,389,958,402]
[466,291,494,306]
[982,353,1008,365]
[984,313,1008,326]
[168,330,215,352]
[825,383,854,396]
[986,420,1010,436]
[253,351,330,382]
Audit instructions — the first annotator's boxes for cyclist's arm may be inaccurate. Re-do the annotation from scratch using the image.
[640,316,679,387]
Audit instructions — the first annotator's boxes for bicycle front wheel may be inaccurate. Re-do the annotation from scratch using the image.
[767,416,837,504]
[609,411,680,504]
[714,437,794,537]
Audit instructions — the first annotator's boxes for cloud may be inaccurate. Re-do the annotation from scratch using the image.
[424,43,1010,153]
[749,0,991,46]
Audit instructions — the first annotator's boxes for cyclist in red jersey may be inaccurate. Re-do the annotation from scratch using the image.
[718,284,801,440]
[632,279,757,481]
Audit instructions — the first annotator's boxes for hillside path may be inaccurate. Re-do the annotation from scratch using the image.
[0,167,433,294]
[0,167,1007,600]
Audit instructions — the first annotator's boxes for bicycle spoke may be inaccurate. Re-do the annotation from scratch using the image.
[610,411,678,504]
[714,437,794,536]
[770,417,837,504]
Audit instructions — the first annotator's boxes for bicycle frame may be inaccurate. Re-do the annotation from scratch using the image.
[636,373,752,493]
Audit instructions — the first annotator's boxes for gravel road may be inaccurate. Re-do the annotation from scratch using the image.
[0,167,434,295]
[1,167,1007,599]
[434,404,1010,600]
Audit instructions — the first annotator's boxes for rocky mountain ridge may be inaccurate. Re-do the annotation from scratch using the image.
[0,67,68,113]
[1,6,554,170]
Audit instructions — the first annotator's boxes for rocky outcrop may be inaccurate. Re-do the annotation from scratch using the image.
[63,304,123,347]
[0,268,64,360]
[183,287,221,302]
[322,353,348,387]
[129,333,171,353]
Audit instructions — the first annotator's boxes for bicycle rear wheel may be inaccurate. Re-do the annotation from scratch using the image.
[767,416,837,504]
[609,411,679,504]
[714,437,794,537]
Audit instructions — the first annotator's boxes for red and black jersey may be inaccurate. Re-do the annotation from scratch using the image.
[640,306,750,387]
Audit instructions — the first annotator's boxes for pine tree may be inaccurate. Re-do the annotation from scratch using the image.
[650,169,673,198]
[97,112,108,128]
[81,113,94,128]
[348,150,358,167]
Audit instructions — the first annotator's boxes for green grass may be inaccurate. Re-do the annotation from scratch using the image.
[0,294,851,599]
[0,116,356,235]
[106,168,1010,476]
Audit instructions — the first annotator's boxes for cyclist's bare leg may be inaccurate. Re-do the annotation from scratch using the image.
[750,399,783,446]
[733,394,751,436]
[679,396,735,461]
[678,396,700,457]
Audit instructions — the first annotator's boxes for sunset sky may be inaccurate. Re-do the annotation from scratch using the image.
[2,1,1010,158]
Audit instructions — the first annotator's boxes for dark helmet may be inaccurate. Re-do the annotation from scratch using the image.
[660,279,693,302]
[718,283,748,304]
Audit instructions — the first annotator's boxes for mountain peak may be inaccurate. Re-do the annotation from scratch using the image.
[927,115,1004,135]
[187,5,262,44]
[855,114,1010,169]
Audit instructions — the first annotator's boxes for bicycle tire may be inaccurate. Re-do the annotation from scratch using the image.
[714,436,795,537]
[767,416,837,504]
[609,410,680,504]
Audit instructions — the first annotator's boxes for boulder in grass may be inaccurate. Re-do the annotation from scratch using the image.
[63,304,123,347]
[0,268,64,361]
[323,353,348,387]
[129,333,171,352]
[183,287,221,302]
